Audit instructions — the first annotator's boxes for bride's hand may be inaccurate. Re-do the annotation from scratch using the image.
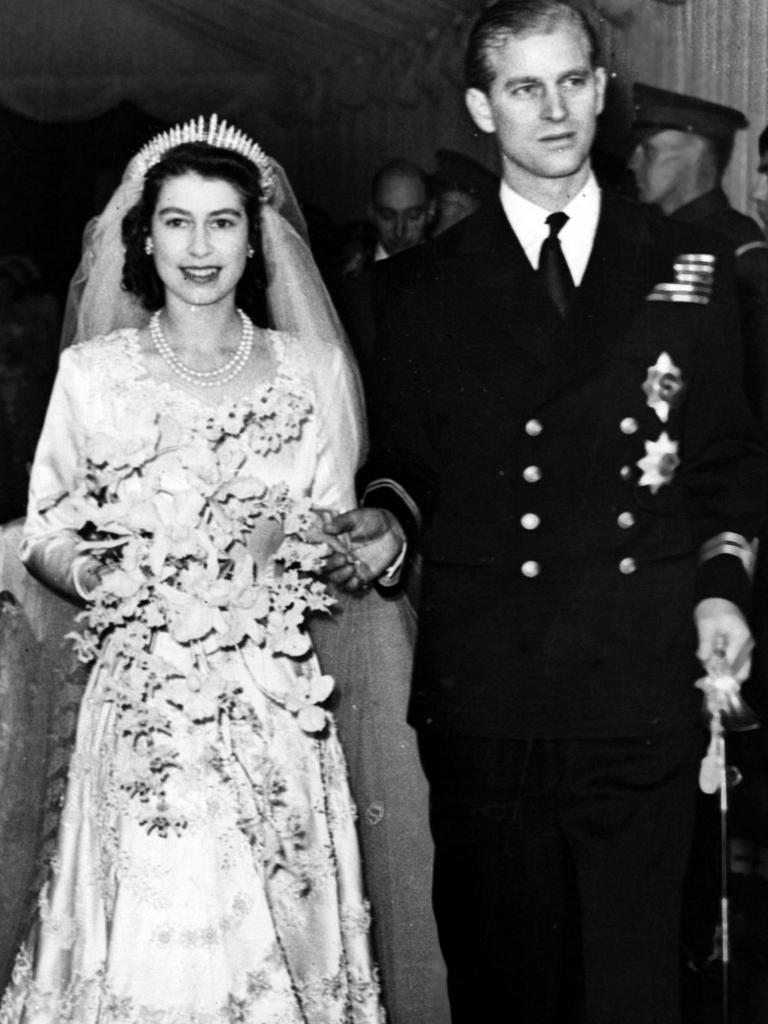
[307,508,354,557]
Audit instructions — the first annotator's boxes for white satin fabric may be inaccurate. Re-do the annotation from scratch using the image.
[1,331,383,1024]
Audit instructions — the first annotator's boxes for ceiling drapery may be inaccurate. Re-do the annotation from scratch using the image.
[0,0,479,126]
[129,0,469,67]
[0,0,763,222]
[0,0,694,134]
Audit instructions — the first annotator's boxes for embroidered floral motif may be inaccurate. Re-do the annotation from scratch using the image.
[57,392,338,837]
[641,352,685,423]
[637,432,680,493]
[151,892,255,948]
[3,332,384,1024]
[0,954,384,1023]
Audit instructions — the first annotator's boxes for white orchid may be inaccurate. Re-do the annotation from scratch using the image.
[63,391,336,837]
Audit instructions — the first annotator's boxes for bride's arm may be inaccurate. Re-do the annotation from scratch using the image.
[20,348,98,602]
[309,343,364,514]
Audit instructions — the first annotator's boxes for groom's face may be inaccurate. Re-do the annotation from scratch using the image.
[465,21,605,194]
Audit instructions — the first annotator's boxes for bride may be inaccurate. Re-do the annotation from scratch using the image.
[0,117,383,1024]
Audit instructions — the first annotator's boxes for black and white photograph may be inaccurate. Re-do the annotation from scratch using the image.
[1,2,768,1022]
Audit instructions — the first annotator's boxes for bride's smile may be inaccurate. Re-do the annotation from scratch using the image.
[150,172,249,308]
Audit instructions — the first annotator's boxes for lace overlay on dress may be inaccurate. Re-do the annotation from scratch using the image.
[1,328,384,1024]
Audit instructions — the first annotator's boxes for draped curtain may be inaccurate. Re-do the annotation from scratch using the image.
[0,0,489,227]
[0,0,765,227]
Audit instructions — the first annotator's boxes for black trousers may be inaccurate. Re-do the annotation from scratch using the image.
[419,729,702,1024]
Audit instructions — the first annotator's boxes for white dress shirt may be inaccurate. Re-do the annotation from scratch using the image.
[499,173,602,286]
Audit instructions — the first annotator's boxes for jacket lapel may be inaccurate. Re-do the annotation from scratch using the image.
[569,191,658,353]
[435,192,662,410]
[445,198,567,370]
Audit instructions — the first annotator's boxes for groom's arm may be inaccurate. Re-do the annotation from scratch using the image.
[325,250,439,589]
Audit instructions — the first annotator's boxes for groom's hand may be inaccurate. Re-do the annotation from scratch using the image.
[694,597,753,682]
[322,508,405,591]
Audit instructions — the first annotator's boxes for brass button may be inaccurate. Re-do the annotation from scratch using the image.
[525,419,543,437]
[521,560,541,578]
[520,513,541,531]
[620,417,638,435]
[522,465,542,483]
[617,511,635,529]
[619,464,633,480]
[619,557,637,575]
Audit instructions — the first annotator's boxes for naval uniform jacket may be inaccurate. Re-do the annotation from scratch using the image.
[359,190,768,741]
[673,188,768,433]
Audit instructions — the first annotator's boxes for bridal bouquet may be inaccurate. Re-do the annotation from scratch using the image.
[59,390,337,835]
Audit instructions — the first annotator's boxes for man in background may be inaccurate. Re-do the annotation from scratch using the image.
[340,158,434,278]
[337,158,434,379]
[631,85,768,981]
[368,158,435,259]
[629,84,768,425]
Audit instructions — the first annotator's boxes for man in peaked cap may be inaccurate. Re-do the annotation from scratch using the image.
[630,83,748,215]
[631,83,768,978]
[629,83,768,428]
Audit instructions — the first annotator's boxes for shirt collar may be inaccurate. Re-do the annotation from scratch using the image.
[499,173,601,283]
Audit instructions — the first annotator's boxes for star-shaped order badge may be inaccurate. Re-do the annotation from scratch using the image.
[637,432,680,493]
[642,352,685,422]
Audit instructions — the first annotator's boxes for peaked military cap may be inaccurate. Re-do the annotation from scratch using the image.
[632,83,748,143]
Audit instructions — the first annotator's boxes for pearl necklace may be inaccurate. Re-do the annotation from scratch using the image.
[149,309,254,388]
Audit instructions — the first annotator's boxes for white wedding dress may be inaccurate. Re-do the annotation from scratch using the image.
[0,329,384,1024]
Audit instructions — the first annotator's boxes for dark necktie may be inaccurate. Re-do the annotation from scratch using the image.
[539,211,574,318]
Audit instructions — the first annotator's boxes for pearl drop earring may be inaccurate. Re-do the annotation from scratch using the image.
[144,237,154,255]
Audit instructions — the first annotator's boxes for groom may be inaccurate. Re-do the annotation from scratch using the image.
[325,2,767,1021]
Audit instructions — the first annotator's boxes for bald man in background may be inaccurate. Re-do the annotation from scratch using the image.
[337,159,434,380]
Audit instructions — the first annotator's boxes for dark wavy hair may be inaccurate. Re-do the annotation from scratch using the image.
[465,0,601,93]
[121,141,269,325]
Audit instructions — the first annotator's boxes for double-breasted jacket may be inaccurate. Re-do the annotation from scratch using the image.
[359,190,768,739]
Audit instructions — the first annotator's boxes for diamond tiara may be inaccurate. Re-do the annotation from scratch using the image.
[131,114,276,201]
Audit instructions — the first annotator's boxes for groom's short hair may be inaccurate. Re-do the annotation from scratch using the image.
[465,0,601,93]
